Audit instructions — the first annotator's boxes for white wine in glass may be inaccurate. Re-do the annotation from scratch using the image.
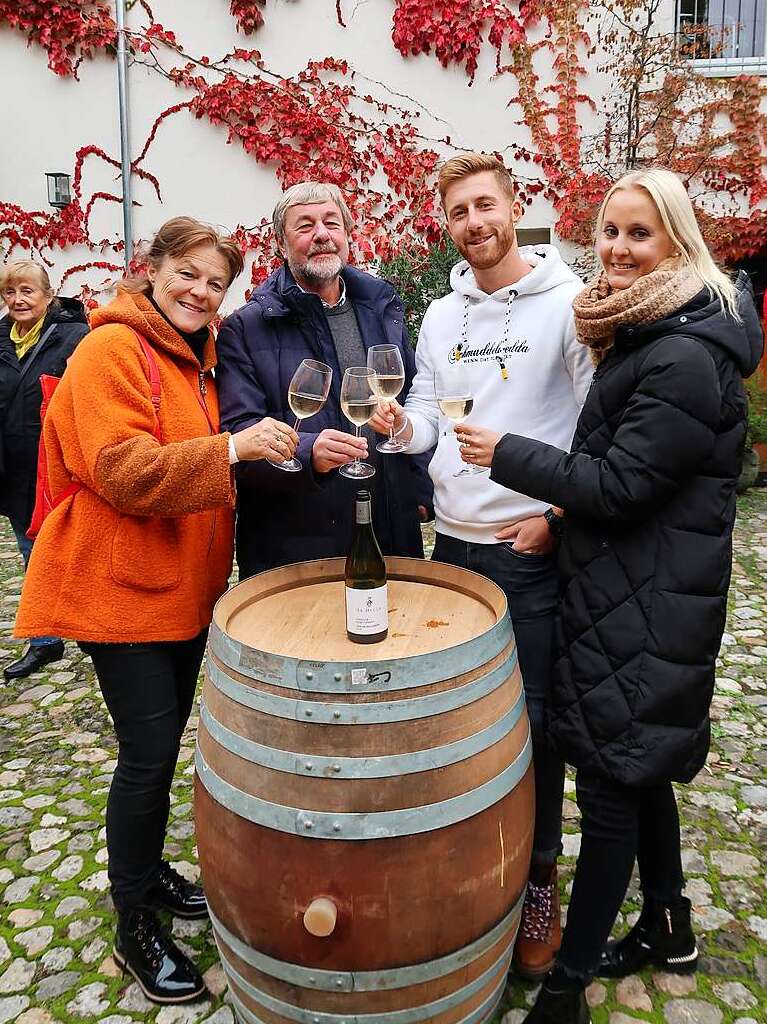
[368,344,407,453]
[342,397,378,425]
[437,397,474,422]
[270,358,333,473]
[434,366,488,477]
[288,391,326,419]
[340,366,377,479]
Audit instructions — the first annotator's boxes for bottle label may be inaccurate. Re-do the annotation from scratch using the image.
[355,501,372,525]
[345,584,388,635]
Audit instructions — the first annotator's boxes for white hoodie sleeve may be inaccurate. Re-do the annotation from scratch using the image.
[563,308,594,409]
[401,306,440,454]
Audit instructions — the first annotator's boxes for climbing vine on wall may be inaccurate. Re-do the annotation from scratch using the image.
[0,0,765,300]
[0,0,115,77]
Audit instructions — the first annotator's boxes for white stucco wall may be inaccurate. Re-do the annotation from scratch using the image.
[0,0,763,310]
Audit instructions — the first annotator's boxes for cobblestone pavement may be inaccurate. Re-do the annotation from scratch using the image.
[1,493,765,1024]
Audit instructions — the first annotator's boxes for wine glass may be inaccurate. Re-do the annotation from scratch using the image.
[434,362,489,477]
[269,358,332,472]
[368,344,407,453]
[339,366,377,479]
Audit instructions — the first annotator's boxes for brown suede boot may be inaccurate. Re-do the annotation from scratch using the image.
[513,864,562,981]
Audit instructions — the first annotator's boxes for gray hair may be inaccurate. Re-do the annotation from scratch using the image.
[272,182,354,245]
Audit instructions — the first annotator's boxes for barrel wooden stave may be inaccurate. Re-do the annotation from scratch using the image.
[195,558,534,1024]
[195,778,533,969]
[215,923,518,1013]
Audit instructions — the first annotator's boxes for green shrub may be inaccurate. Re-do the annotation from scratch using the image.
[746,374,767,446]
[380,233,460,343]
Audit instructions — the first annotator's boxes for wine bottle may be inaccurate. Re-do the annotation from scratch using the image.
[345,490,388,644]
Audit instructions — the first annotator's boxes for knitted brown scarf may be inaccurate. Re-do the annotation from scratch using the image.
[572,256,704,363]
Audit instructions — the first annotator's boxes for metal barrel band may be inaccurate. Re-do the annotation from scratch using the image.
[228,977,507,1024]
[195,730,531,839]
[222,942,512,1024]
[208,891,523,992]
[200,686,526,779]
[206,647,518,726]
[209,609,513,694]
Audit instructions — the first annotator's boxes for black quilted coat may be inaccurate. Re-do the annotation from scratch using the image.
[0,298,89,528]
[491,274,763,786]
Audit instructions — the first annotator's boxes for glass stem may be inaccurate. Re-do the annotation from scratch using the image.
[354,424,361,469]
[284,417,300,464]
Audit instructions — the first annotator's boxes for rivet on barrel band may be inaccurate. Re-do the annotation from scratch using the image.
[208,896,523,992]
[208,610,513,694]
[206,649,518,726]
[221,943,512,1024]
[195,731,531,839]
[199,687,526,779]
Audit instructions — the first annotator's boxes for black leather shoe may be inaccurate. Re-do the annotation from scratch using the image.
[114,907,206,1004]
[599,896,698,978]
[522,977,591,1023]
[150,861,208,920]
[4,641,65,680]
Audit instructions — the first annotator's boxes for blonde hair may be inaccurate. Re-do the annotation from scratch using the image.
[596,168,740,320]
[0,260,55,298]
[438,153,515,208]
[122,217,244,295]
[272,182,354,245]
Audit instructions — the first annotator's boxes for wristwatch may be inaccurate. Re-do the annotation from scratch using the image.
[543,507,564,539]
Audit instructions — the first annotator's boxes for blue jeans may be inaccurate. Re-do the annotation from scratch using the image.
[8,516,61,648]
[432,533,564,863]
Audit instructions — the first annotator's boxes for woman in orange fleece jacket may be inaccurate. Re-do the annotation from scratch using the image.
[15,217,298,1005]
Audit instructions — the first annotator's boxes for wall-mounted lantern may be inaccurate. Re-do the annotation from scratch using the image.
[46,172,72,209]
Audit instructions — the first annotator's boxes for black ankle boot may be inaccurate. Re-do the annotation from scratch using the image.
[522,972,591,1024]
[4,641,65,680]
[598,895,698,978]
[150,860,208,920]
[114,907,206,1004]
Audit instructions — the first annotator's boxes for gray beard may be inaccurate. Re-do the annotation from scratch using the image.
[288,253,345,288]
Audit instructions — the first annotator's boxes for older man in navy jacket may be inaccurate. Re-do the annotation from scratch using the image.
[216,181,432,577]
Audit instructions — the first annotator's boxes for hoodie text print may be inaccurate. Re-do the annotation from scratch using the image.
[403,245,594,543]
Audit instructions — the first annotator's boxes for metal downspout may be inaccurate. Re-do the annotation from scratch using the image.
[116,0,133,265]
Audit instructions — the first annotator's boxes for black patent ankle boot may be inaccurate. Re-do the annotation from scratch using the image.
[522,972,591,1024]
[150,860,208,920]
[598,895,698,978]
[114,907,206,1004]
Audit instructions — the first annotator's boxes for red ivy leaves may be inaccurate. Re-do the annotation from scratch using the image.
[176,57,441,263]
[392,0,542,81]
[0,0,115,77]
[2,0,764,284]
[229,0,265,35]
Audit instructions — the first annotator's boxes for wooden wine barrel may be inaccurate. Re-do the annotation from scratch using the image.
[195,556,534,1024]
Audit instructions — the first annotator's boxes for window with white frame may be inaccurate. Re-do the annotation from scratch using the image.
[677,0,767,73]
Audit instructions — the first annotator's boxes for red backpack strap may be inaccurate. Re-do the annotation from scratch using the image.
[127,328,162,442]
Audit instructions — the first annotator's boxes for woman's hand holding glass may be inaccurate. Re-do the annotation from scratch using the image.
[232,418,300,463]
[434,362,489,477]
[454,423,502,469]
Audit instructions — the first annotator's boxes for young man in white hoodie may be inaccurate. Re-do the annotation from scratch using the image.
[372,153,593,981]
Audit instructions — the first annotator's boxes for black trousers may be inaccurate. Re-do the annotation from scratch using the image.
[432,533,564,862]
[80,630,208,912]
[558,770,686,978]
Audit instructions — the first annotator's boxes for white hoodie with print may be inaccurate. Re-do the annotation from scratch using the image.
[403,245,594,544]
